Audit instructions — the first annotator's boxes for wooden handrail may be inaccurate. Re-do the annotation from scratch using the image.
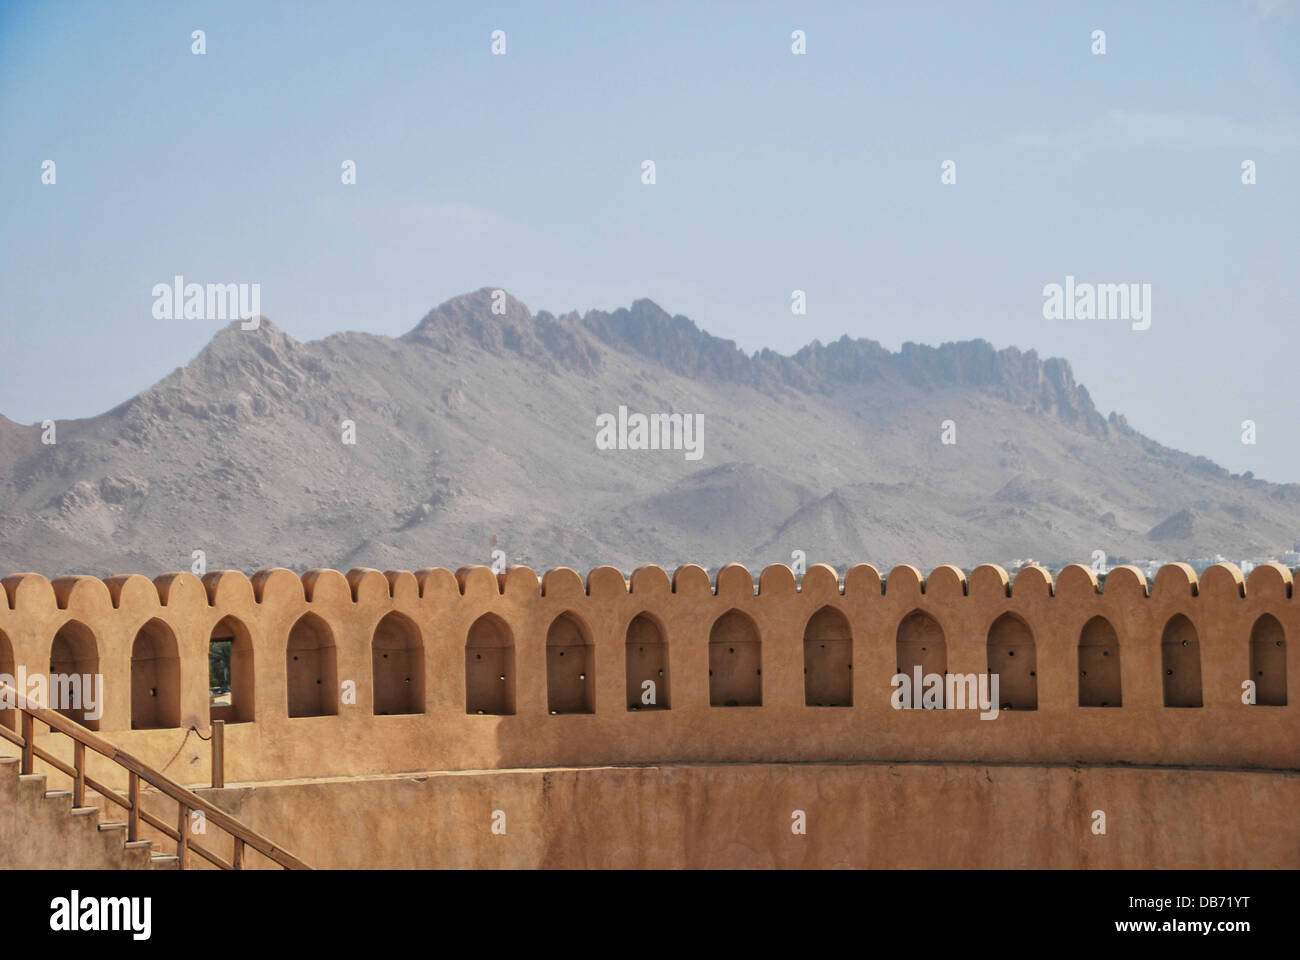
[0,681,309,870]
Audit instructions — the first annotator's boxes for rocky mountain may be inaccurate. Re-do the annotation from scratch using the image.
[1,288,1296,578]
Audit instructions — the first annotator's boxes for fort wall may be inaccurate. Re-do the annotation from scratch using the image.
[0,561,1295,793]
[190,762,1300,869]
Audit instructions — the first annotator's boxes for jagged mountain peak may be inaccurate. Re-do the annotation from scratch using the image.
[402,288,598,375]
[3,289,1288,578]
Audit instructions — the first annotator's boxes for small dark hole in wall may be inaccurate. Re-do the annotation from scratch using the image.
[1102,651,1109,657]
[476,653,482,660]
[729,647,734,654]
[293,655,299,661]
[1081,671,1087,677]
[1167,669,1174,676]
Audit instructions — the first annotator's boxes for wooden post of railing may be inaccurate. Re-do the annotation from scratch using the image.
[232,837,244,870]
[73,741,85,807]
[211,720,224,789]
[127,772,140,842]
[20,712,33,774]
[176,803,189,869]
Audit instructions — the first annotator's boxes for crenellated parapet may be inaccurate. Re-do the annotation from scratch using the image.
[0,561,1294,787]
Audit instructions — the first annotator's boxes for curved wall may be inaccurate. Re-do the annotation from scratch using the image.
[0,560,1295,789]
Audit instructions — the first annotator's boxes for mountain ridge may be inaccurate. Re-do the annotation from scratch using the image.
[0,288,1293,578]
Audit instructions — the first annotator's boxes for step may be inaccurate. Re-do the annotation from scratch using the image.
[70,806,99,818]
[123,840,153,852]
[44,790,72,800]
[149,855,180,870]
[97,821,128,833]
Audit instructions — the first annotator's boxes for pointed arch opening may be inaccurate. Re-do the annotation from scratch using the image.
[466,613,514,715]
[547,612,594,715]
[987,613,1037,711]
[131,619,180,729]
[895,611,946,709]
[709,609,761,707]
[1161,614,1202,708]
[804,606,852,707]
[209,616,254,723]
[626,613,669,711]
[287,613,338,718]
[1078,615,1121,707]
[373,612,424,715]
[1249,613,1286,706]
[49,620,100,730]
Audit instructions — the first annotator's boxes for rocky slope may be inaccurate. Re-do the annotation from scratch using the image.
[1,288,1295,578]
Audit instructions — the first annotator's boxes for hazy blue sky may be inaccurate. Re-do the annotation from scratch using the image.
[2,1,1297,478]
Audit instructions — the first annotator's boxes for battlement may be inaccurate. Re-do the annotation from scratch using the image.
[0,560,1294,786]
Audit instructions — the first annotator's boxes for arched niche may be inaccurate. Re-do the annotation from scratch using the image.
[466,613,514,715]
[49,620,101,731]
[132,618,181,729]
[373,612,424,716]
[287,613,339,718]
[1249,613,1286,706]
[987,613,1037,711]
[626,613,669,711]
[1078,616,1121,707]
[804,606,852,707]
[1161,614,1202,708]
[709,610,761,707]
[547,612,594,715]
[895,611,946,709]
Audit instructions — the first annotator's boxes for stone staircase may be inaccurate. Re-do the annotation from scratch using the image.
[0,755,179,869]
[0,680,310,870]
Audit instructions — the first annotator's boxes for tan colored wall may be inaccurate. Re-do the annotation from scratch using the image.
[192,762,1300,869]
[0,560,1296,796]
